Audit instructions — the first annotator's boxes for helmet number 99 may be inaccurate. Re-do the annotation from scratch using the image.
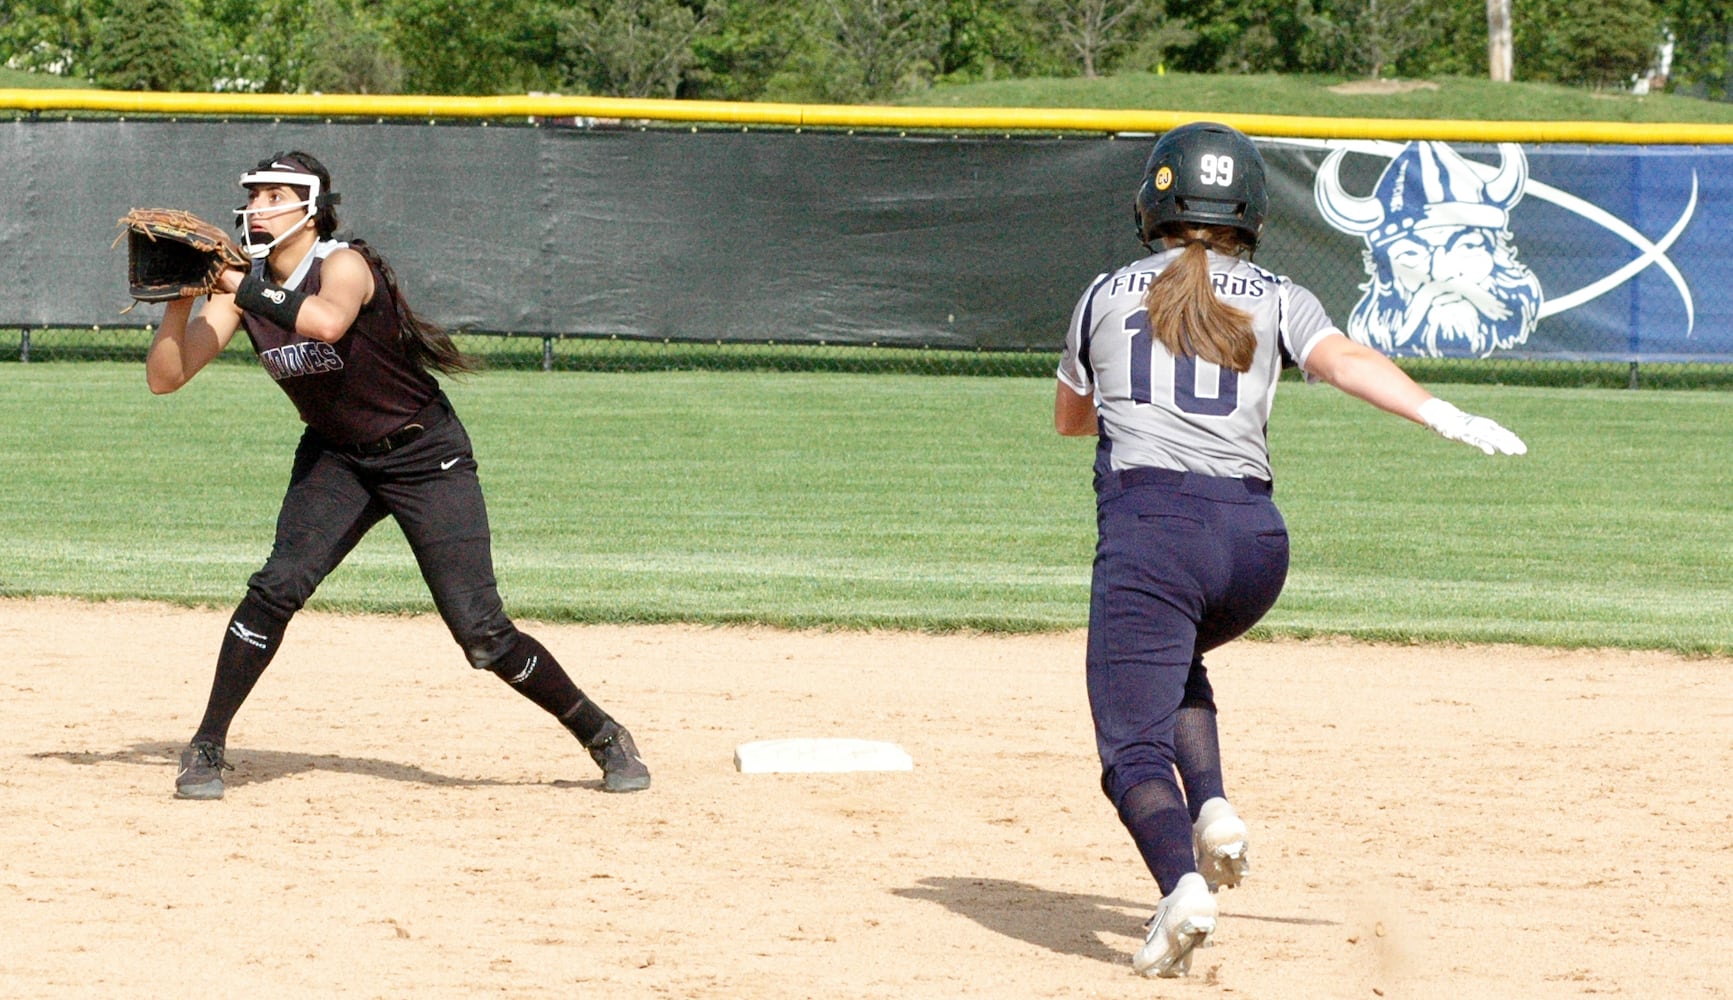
[1199,154,1235,187]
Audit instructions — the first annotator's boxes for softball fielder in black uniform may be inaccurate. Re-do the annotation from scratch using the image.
[1055,123,1525,977]
[148,152,649,799]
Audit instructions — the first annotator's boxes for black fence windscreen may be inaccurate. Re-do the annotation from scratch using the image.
[4,119,1139,348]
[6,119,1731,376]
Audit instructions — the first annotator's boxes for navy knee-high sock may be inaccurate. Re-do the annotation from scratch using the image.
[1117,777,1197,896]
[192,593,290,746]
[1174,702,1226,822]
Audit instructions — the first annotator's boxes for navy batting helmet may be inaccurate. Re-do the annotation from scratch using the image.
[1134,122,1268,250]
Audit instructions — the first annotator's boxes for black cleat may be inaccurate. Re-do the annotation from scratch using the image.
[585,722,650,793]
[174,741,232,800]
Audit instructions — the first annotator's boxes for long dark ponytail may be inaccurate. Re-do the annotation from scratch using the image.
[272,150,476,376]
[347,238,476,376]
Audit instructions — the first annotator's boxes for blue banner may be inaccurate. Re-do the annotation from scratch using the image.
[1264,140,1726,363]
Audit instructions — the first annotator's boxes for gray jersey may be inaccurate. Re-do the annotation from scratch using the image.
[1058,247,1342,481]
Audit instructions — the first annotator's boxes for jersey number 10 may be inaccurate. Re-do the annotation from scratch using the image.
[1126,309,1240,417]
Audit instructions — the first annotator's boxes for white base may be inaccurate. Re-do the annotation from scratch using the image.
[733,738,914,774]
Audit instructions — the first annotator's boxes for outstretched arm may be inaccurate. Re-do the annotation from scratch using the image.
[1304,333,1526,455]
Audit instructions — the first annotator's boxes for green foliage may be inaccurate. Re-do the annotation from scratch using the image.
[1515,0,1662,88]
[193,0,402,93]
[197,0,289,92]
[1392,0,1489,78]
[0,0,1714,99]
[1161,0,1344,73]
[0,0,97,79]
[935,0,1064,82]
[814,0,950,102]
[685,1,816,99]
[554,0,719,98]
[303,2,403,94]
[88,0,205,90]
[1331,0,1455,78]
[716,0,954,103]
[1033,0,1149,78]
[1660,0,1732,100]
[386,0,558,95]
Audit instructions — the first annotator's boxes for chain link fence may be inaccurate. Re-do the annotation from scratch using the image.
[8,325,1732,389]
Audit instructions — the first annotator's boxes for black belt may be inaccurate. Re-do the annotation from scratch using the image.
[349,397,448,456]
[1117,466,1273,496]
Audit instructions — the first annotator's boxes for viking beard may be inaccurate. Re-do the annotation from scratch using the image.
[1350,259,1544,357]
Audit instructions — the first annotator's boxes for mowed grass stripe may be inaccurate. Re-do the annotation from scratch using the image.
[1,364,1727,651]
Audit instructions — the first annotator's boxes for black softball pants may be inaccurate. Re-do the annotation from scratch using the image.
[245,404,519,670]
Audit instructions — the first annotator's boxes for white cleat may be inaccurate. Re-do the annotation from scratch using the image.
[1133,872,1218,978]
[1193,797,1250,892]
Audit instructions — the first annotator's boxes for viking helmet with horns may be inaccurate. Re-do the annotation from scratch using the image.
[1314,141,1527,245]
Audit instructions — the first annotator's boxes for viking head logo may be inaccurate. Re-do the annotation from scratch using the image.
[1315,141,1543,357]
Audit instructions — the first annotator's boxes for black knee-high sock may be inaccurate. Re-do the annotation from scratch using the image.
[193,593,291,746]
[1174,702,1226,822]
[487,632,614,744]
[1117,777,1197,897]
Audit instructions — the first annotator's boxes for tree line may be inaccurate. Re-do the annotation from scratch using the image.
[3,0,1727,102]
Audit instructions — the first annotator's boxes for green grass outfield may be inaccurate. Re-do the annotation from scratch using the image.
[1,363,1728,654]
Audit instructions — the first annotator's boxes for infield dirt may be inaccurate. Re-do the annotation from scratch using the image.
[2,597,1729,999]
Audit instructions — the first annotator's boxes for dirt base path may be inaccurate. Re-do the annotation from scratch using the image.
[2,597,1728,998]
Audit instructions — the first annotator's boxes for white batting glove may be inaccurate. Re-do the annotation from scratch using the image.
[1417,398,1527,456]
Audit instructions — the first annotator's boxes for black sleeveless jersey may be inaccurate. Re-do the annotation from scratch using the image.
[241,240,440,447]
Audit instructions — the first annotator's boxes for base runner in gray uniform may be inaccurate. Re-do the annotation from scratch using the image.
[148,152,649,799]
[1054,123,1526,977]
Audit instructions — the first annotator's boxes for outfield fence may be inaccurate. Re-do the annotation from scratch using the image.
[5,91,1731,386]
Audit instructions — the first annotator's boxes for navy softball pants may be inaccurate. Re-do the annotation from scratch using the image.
[1086,468,1290,810]
[244,402,519,671]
